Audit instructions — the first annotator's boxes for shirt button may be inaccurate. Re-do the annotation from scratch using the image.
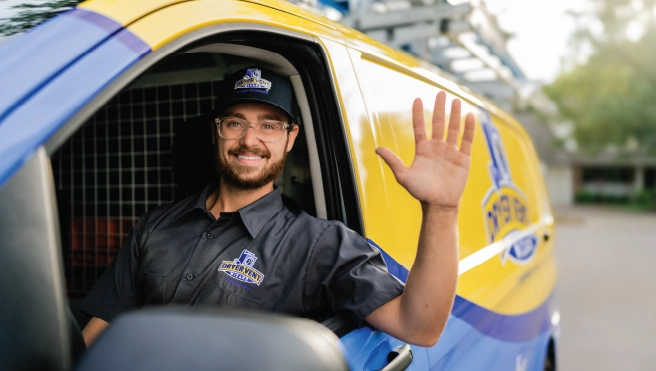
[185,273,194,281]
[206,233,214,240]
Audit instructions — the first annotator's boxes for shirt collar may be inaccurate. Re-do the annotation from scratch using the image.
[173,180,284,238]
[236,187,285,238]
[171,179,220,223]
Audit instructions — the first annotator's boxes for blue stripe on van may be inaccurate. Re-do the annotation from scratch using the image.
[340,319,552,370]
[452,291,554,343]
[0,8,125,123]
[426,316,551,370]
[366,238,554,343]
[67,7,122,33]
[0,26,150,188]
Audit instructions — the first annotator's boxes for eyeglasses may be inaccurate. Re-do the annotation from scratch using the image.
[214,117,291,143]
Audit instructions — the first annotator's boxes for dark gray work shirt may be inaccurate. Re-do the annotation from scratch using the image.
[79,182,404,325]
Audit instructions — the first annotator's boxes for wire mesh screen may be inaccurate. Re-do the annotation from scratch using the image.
[52,81,219,299]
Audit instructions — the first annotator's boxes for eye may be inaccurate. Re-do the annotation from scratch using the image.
[260,121,282,131]
[224,119,244,128]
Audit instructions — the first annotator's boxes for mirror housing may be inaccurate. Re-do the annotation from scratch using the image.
[76,307,349,371]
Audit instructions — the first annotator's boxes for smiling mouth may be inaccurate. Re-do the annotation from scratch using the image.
[233,153,267,166]
[236,154,263,161]
[228,146,270,164]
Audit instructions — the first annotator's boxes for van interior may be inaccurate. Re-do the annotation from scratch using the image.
[48,32,361,334]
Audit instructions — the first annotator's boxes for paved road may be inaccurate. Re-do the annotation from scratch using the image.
[553,206,656,371]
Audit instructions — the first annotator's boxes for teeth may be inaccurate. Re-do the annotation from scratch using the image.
[237,155,262,160]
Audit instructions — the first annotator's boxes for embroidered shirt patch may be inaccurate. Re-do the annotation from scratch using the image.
[218,249,265,286]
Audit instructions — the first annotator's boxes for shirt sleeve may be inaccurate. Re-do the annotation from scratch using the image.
[78,213,149,323]
[303,222,405,325]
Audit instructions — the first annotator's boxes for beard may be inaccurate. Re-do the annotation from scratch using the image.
[214,144,287,190]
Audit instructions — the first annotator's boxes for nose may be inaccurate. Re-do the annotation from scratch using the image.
[240,125,260,147]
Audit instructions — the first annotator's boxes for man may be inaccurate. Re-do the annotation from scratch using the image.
[80,67,475,348]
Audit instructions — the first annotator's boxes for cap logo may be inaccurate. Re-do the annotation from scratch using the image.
[234,68,272,93]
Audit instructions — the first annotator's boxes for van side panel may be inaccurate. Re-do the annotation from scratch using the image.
[346,47,556,370]
[348,52,488,270]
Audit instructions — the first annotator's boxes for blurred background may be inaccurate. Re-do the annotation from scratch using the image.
[2,0,655,369]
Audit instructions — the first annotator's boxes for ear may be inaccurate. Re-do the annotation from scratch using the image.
[286,124,300,152]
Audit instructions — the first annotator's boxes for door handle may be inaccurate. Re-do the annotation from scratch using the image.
[379,344,413,371]
[543,231,550,242]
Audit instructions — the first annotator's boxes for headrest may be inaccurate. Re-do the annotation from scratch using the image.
[171,114,216,197]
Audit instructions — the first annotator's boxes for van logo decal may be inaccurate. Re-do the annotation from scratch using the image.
[479,109,537,265]
[500,230,538,265]
[482,111,512,190]
[218,249,265,285]
[234,68,271,94]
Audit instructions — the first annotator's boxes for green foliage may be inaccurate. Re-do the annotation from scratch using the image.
[575,189,656,210]
[574,190,599,203]
[635,189,656,210]
[574,191,630,204]
[544,0,656,155]
[0,0,83,36]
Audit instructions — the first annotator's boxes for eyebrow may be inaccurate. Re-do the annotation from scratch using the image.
[222,112,283,121]
[258,113,283,121]
[222,112,246,119]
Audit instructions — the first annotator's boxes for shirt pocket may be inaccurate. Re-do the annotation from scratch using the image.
[193,283,263,311]
[141,271,168,305]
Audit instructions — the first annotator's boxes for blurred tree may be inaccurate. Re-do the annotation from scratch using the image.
[545,0,656,155]
[0,0,83,36]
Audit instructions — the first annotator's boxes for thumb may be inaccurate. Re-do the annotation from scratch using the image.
[376,147,408,181]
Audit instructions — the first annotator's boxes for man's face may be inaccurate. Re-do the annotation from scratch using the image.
[214,103,299,190]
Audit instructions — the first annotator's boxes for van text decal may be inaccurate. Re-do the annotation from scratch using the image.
[479,109,537,265]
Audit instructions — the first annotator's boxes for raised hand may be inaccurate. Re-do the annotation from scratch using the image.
[375,91,475,211]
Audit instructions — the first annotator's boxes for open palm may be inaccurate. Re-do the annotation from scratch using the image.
[376,91,476,211]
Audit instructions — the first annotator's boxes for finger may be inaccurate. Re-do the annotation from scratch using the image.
[412,98,427,143]
[446,98,462,146]
[431,91,446,140]
[376,147,408,181]
[459,112,476,156]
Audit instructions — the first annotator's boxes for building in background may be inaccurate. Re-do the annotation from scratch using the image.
[517,87,656,207]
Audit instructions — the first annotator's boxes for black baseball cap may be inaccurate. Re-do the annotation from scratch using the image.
[212,67,295,120]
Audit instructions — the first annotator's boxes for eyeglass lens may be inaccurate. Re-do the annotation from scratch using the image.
[218,118,285,142]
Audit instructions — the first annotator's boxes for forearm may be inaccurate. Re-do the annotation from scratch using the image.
[400,205,459,344]
[82,317,110,347]
[368,92,473,346]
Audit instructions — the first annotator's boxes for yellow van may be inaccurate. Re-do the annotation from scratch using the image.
[0,0,558,370]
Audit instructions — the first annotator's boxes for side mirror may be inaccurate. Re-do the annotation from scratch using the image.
[76,307,349,371]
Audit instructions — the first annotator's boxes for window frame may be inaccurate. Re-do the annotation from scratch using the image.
[44,22,364,337]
